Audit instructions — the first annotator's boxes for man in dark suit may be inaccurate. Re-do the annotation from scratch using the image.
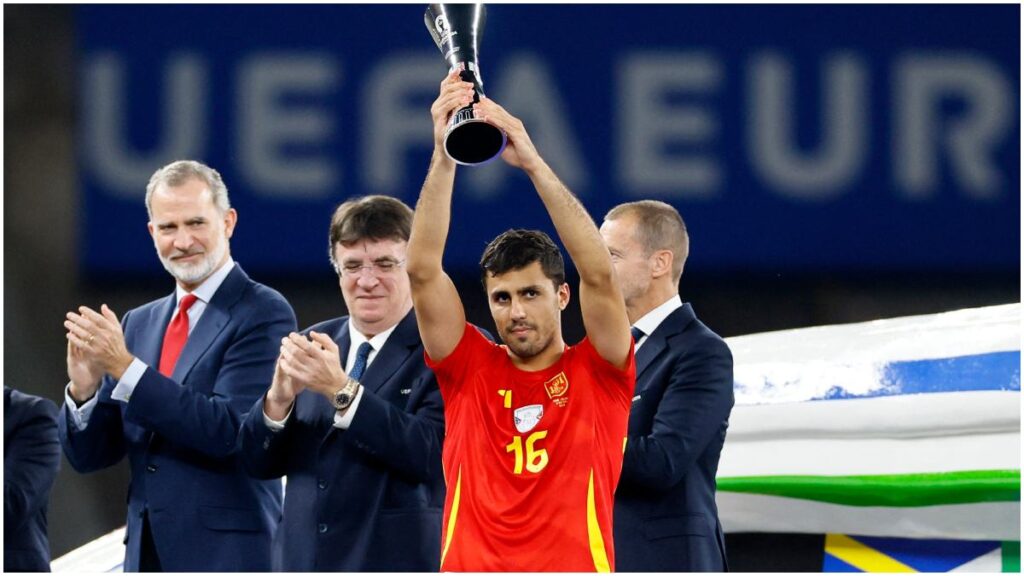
[5,387,61,572]
[600,200,735,571]
[58,160,296,572]
[239,195,445,571]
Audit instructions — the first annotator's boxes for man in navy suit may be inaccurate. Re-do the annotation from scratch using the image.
[5,387,60,572]
[239,195,445,571]
[58,160,296,572]
[600,200,735,571]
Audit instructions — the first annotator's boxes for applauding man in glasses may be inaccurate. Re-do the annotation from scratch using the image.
[239,195,450,571]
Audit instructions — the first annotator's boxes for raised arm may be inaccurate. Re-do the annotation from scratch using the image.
[475,97,631,368]
[406,69,471,362]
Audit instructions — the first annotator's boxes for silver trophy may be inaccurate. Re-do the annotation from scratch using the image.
[425,4,507,166]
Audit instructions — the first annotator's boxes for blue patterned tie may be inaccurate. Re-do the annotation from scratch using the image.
[630,326,645,343]
[348,342,373,380]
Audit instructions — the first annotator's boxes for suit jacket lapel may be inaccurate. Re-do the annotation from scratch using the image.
[335,319,352,371]
[635,334,666,381]
[358,311,418,395]
[319,313,418,443]
[140,294,176,369]
[635,303,696,384]
[171,265,247,384]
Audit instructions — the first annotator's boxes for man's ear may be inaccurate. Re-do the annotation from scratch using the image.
[557,283,570,311]
[649,249,674,279]
[223,208,238,239]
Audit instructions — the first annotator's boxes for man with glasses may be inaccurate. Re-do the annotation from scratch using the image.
[238,195,447,571]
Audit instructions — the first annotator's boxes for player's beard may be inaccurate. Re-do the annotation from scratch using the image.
[503,321,551,359]
[159,235,227,286]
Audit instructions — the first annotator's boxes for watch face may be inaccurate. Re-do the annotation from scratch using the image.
[333,379,359,409]
[334,391,352,409]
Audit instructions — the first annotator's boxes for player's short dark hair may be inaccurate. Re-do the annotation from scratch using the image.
[480,229,566,289]
[328,195,413,273]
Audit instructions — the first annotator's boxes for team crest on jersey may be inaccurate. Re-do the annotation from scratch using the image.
[544,372,570,407]
[514,404,544,433]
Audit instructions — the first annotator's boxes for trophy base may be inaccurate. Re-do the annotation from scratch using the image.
[445,118,507,166]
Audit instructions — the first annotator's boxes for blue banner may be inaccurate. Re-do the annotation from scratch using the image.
[824,351,1022,400]
[77,4,1020,276]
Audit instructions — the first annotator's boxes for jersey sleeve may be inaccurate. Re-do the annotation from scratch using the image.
[576,336,636,407]
[425,322,491,396]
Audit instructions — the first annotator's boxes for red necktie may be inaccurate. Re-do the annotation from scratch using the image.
[159,294,199,377]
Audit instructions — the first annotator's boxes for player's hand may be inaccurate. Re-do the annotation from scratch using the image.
[473,96,543,173]
[431,64,475,152]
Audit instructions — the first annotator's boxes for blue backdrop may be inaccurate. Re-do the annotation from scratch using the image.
[77,4,1020,277]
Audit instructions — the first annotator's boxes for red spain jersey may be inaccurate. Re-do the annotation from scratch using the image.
[426,323,635,572]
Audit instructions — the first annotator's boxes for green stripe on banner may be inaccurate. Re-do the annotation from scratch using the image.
[718,470,1020,507]
[1003,541,1020,573]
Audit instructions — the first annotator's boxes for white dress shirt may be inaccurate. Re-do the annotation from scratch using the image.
[65,258,236,430]
[631,294,683,351]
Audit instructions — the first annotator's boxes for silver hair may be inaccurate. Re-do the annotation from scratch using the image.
[145,160,231,218]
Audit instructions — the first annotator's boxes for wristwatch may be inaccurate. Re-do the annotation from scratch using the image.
[332,377,361,411]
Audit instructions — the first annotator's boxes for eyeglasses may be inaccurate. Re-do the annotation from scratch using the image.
[339,258,406,277]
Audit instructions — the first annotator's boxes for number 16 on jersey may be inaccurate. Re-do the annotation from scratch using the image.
[506,430,549,474]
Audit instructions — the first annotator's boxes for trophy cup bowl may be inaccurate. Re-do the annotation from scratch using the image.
[425,4,507,166]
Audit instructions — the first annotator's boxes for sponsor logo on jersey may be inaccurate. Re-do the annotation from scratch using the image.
[513,404,544,433]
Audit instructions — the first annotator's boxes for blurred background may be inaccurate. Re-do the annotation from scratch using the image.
[5,3,1019,570]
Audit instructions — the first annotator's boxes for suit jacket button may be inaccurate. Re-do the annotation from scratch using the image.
[317,523,328,534]
[146,464,157,473]
[317,479,327,490]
